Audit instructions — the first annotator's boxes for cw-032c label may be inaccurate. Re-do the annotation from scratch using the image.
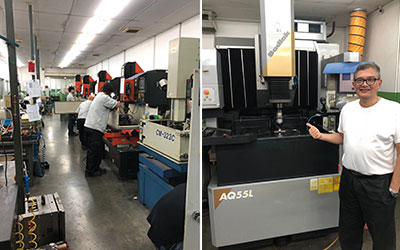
[156,129,175,142]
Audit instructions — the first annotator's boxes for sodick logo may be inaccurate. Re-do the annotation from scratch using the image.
[213,188,254,209]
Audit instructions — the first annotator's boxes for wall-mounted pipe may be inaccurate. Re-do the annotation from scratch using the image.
[348,8,367,60]
[327,21,335,38]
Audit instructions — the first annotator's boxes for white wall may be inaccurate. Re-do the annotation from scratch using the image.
[181,15,201,38]
[0,59,9,81]
[327,27,348,54]
[87,14,200,77]
[125,37,155,71]
[44,78,74,92]
[108,53,124,78]
[364,0,399,94]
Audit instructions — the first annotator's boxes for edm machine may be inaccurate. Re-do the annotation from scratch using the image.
[81,75,94,97]
[137,37,199,210]
[96,70,112,93]
[139,37,200,164]
[202,0,362,248]
[104,62,170,180]
[107,62,144,130]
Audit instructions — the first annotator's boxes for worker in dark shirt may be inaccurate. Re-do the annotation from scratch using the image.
[147,183,186,250]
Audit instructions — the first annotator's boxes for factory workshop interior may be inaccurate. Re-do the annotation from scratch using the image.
[2,0,400,249]
[202,0,400,250]
[0,0,200,249]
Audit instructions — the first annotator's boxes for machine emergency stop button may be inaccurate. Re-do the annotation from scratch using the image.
[203,89,210,95]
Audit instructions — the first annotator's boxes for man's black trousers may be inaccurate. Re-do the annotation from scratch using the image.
[85,128,104,175]
[68,114,76,134]
[77,119,87,147]
[339,167,396,250]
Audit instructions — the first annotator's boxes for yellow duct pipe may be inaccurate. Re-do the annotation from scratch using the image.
[348,8,367,60]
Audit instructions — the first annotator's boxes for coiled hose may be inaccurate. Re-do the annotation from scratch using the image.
[15,215,25,250]
[348,8,367,59]
[27,199,38,249]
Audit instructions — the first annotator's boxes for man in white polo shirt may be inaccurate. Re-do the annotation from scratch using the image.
[76,94,94,150]
[307,62,400,250]
[84,84,121,177]
[67,86,78,136]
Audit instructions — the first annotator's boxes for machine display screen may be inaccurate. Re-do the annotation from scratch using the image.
[139,77,145,90]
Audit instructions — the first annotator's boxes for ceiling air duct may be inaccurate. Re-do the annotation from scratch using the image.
[202,10,217,33]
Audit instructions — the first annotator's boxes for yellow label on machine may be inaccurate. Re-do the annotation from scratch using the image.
[318,177,333,194]
[310,179,318,191]
[333,176,341,191]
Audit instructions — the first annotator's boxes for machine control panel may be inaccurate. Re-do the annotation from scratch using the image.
[202,85,224,109]
[202,87,216,106]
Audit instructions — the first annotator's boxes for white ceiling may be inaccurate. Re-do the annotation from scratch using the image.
[0,0,199,69]
[203,0,393,27]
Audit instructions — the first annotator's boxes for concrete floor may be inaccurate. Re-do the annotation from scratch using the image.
[30,114,155,250]
[202,192,400,250]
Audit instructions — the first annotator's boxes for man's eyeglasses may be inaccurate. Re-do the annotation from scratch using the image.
[354,77,379,86]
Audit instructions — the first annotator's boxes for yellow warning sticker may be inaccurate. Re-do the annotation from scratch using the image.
[318,177,333,194]
[310,179,318,191]
[333,176,341,191]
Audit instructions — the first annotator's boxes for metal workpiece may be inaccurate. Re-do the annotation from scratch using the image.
[107,104,144,130]
[208,174,340,247]
[19,193,65,247]
[139,120,190,163]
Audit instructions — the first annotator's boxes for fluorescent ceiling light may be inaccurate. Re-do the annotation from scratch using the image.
[59,0,131,68]
[71,43,88,52]
[75,33,96,45]
[82,18,111,34]
[94,0,130,18]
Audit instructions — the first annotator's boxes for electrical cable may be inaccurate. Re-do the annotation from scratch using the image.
[323,236,339,250]
[27,199,38,249]
[307,114,321,125]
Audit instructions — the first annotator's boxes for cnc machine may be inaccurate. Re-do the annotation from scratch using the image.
[97,70,112,93]
[75,74,82,93]
[82,75,95,97]
[204,0,345,247]
[137,37,199,209]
